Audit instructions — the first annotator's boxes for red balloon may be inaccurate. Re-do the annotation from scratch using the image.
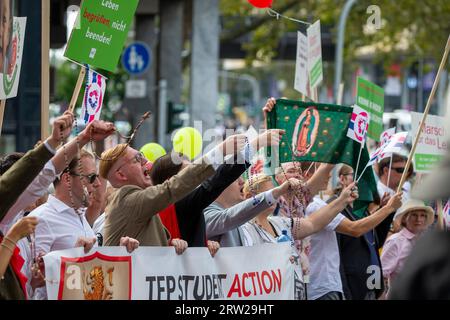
[248,0,273,9]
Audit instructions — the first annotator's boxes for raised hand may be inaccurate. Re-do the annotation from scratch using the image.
[47,111,75,149]
[262,97,276,128]
[220,134,247,156]
[5,216,39,243]
[80,120,116,143]
[339,182,359,205]
[386,192,403,211]
[252,129,286,150]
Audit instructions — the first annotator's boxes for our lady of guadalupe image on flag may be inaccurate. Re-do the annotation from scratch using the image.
[292,106,320,157]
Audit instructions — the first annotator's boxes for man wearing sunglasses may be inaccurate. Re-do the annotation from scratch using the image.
[377,154,411,205]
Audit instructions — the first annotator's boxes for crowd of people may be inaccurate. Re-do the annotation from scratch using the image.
[0,98,445,300]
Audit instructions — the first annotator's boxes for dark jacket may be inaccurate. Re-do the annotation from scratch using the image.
[335,202,394,300]
[0,143,54,300]
[174,162,248,247]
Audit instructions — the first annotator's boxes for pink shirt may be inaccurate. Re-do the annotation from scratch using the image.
[381,228,417,281]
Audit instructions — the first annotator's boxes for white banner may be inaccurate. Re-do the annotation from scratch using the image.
[0,17,26,99]
[306,20,323,89]
[43,243,296,300]
[411,112,447,173]
[294,31,309,97]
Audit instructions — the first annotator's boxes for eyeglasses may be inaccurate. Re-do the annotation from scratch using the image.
[69,172,99,184]
[116,151,146,172]
[342,172,354,176]
[392,167,406,173]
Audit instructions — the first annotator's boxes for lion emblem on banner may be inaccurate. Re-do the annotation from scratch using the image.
[292,107,320,157]
[58,252,131,300]
[83,266,114,300]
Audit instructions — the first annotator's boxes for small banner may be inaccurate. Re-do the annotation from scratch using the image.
[356,77,384,141]
[80,68,106,124]
[43,244,297,300]
[0,17,27,99]
[411,112,447,173]
[347,105,370,145]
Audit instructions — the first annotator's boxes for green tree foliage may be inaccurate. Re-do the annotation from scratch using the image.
[220,0,450,67]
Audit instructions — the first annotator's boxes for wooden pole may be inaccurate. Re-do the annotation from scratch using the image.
[68,67,87,113]
[397,35,450,193]
[0,100,6,134]
[437,199,444,230]
[41,0,50,140]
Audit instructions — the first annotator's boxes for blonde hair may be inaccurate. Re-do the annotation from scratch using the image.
[243,174,273,197]
[99,144,128,179]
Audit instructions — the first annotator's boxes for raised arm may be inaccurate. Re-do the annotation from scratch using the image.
[293,182,358,239]
[0,111,74,218]
[205,179,294,238]
[336,193,402,238]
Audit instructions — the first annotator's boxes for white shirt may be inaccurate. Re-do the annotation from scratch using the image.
[305,196,345,300]
[377,180,409,204]
[0,160,56,234]
[25,195,96,299]
[93,213,106,244]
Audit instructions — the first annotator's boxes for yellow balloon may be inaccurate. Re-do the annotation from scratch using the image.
[140,143,167,163]
[172,127,203,160]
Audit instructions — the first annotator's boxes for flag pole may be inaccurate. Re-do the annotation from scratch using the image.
[41,0,50,141]
[356,165,368,183]
[437,199,444,230]
[397,35,450,193]
[68,67,87,113]
[354,143,364,181]
[386,155,393,189]
[0,100,5,134]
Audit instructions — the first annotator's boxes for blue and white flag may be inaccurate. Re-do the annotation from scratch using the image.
[379,127,396,159]
[80,69,106,124]
[347,105,370,145]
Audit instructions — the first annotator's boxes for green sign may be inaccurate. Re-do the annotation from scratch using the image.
[414,153,444,172]
[64,0,139,72]
[356,77,384,141]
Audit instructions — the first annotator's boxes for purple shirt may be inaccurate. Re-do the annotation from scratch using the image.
[381,228,417,281]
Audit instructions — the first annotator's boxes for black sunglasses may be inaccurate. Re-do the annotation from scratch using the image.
[392,167,406,173]
[69,172,99,184]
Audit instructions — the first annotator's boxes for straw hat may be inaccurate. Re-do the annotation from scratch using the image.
[393,199,435,226]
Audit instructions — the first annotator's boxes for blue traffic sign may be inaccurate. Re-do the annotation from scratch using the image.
[121,42,151,75]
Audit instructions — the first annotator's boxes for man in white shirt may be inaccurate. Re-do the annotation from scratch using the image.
[376,154,410,203]
[0,120,116,234]
[305,164,402,300]
[25,149,100,299]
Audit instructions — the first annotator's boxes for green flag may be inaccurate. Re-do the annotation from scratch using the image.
[266,99,378,216]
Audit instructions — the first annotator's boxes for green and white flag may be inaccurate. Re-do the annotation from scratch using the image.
[266,99,378,216]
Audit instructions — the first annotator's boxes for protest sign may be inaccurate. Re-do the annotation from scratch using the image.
[411,112,447,173]
[64,0,139,72]
[294,31,309,97]
[43,244,297,300]
[0,17,27,99]
[306,20,322,90]
[356,77,384,141]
